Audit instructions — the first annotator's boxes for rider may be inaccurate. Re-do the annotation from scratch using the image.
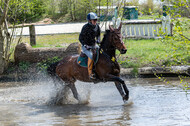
[79,12,101,80]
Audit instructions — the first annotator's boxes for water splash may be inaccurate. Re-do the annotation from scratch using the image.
[0,78,91,105]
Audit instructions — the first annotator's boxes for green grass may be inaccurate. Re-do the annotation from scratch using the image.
[138,15,160,20]
[21,33,79,48]
[118,38,190,68]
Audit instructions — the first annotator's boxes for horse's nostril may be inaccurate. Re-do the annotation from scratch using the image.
[121,49,127,54]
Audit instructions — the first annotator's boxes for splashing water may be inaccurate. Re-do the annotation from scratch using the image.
[50,82,91,105]
[0,79,91,105]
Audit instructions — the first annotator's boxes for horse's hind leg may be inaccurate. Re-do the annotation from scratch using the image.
[115,82,129,102]
[67,82,80,101]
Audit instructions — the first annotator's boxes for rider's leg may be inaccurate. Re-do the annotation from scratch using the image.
[88,57,96,79]
[82,45,96,79]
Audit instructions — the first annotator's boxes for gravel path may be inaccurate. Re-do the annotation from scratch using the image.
[13,22,113,36]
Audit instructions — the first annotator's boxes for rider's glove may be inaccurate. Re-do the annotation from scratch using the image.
[96,40,100,44]
[84,45,91,50]
[96,44,100,49]
[96,36,101,44]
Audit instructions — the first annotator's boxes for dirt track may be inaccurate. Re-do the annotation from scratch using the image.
[13,21,113,36]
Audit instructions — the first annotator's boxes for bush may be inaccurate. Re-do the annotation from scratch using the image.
[8,0,46,23]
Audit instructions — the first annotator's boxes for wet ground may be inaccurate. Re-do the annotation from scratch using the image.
[0,77,190,126]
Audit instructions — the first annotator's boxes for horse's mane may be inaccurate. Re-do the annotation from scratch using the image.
[102,30,110,44]
[101,30,111,50]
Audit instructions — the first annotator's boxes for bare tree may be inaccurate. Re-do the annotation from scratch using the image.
[0,0,10,74]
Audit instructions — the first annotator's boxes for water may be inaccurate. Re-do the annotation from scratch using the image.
[0,77,190,126]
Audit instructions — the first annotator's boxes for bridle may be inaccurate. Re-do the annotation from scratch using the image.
[110,31,125,51]
[99,30,125,63]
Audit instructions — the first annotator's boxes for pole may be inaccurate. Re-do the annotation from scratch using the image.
[29,25,36,46]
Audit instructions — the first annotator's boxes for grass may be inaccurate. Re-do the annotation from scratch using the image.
[138,15,160,20]
[21,33,79,48]
[119,39,189,68]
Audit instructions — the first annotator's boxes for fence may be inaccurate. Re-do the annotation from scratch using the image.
[121,19,173,39]
[10,24,36,46]
[12,19,173,46]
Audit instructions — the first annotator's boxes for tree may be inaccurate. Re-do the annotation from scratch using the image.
[0,0,10,74]
[160,0,190,66]
[0,0,29,74]
[158,0,190,90]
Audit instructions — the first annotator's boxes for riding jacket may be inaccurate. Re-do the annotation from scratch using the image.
[79,22,100,47]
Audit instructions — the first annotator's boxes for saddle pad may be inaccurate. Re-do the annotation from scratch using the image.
[77,50,99,67]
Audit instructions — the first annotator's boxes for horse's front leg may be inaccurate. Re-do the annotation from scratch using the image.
[104,74,125,84]
[104,74,129,102]
[121,82,129,100]
[115,82,129,102]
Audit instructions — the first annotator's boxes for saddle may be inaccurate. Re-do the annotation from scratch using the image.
[77,49,99,67]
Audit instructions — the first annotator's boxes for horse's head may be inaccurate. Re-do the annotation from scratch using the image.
[109,23,127,54]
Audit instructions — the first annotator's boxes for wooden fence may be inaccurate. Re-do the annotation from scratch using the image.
[12,19,173,46]
[121,19,173,39]
[10,24,36,46]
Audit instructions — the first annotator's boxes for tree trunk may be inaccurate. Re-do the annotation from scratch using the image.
[73,0,76,21]
[0,0,10,74]
[0,28,5,74]
[68,0,73,21]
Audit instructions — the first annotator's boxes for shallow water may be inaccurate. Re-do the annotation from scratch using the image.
[0,77,190,126]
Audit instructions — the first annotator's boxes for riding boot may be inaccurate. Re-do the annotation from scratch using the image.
[88,57,96,80]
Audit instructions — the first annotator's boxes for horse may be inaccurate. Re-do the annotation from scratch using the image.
[47,23,129,103]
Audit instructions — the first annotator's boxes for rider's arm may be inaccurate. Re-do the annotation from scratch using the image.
[79,24,89,46]
[80,24,95,47]
[79,30,85,46]
[96,25,101,44]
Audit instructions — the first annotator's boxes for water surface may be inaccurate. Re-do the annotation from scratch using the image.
[0,77,190,126]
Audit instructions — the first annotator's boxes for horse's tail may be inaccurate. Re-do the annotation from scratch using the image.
[47,61,59,76]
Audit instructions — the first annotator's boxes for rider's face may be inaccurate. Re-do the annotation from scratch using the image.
[91,19,97,25]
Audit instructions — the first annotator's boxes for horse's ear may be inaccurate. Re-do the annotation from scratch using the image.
[118,22,122,31]
[109,25,114,32]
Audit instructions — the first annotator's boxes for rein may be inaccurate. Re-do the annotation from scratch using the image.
[99,47,121,63]
[99,47,117,63]
[99,29,123,63]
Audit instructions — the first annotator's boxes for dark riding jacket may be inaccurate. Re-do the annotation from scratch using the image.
[79,23,100,46]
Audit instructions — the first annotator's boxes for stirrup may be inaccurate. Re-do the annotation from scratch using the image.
[89,73,96,80]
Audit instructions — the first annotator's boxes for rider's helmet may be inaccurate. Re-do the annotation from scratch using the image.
[87,12,98,20]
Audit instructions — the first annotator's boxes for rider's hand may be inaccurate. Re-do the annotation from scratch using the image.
[84,45,91,50]
[96,40,100,44]
[96,36,101,44]
[96,44,100,49]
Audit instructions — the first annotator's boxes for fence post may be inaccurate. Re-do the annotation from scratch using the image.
[29,25,36,46]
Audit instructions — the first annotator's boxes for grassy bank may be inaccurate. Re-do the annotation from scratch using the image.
[19,33,190,69]
[119,39,189,68]
[21,33,79,48]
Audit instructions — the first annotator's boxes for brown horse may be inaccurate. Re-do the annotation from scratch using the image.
[47,23,129,103]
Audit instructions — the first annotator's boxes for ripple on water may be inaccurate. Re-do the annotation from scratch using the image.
[0,77,189,126]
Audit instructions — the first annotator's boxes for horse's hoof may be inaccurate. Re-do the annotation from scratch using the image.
[123,98,128,104]
[123,95,129,101]
[123,97,133,106]
[77,96,82,102]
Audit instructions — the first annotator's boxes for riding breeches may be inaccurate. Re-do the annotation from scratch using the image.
[81,44,99,59]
